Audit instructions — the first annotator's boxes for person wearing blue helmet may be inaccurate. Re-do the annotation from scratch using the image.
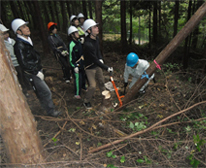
[124,52,155,93]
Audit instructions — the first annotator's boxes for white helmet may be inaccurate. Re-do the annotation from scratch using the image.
[70,15,77,23]
[0,24,9,32]
[77,13,84,19]
[68,26,78,35]
[11,18,28,34]
[83,19,98,32]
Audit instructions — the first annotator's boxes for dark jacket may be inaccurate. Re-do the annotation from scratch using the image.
[83,36,108,70]
[14,37,42,75]
[68,39,84,69]
[48,33,67,54]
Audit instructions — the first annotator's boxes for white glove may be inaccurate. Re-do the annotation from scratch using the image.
[74,67,79,73]
[107,67,113,72]
[99,59,104,64]
[61,50,68,56]
[36,71,44,80]
[80,37,84,44]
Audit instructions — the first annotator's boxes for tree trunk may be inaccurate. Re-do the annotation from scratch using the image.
[66,1,71,20]
[10,1,20,18]
[183,0,192,69]
[42,1,51,25]
[88,1,93,19]
[54,1,61,30]
[17,1,25,20]
[149,4,151,49]
[173,1,179,37]
[122,1,206,106]
[33,1,50,56]
[120,0,127,53]
[153,1,158,43]
[60,1,68,33]
[95,0,103,54]
[0,34,45,164]
[82,0,88,19]
[128,0,133,45]
[27,1,38,30]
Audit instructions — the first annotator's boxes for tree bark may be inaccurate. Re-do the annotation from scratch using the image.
[88,1,93,19]
[153,1,158,43]
[33,1,50,56]
[60,1,68,33]
[128,0,133,45]
[173,1,179,37]
[95,0,103,54]
[120,0,127,53]
[122,1,206,106]
[0,34,45,164]
[82,0,88,19]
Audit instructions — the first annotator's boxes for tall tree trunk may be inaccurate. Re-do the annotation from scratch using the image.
[27,1,38,29]
[17,1,25,20]
[158,1,161,33]
[95,0,103,54]
[120,0,127,53]
[122,1,206,106]
[54,1,61,30]
[138,16,141,45]
[9,1,20,18]
[153,1,158,43]
[88,1,93,19]
[60,1,68,33]
[82,0,88,19]
[183,0,192,69]
[33,1,50,56]
[149,5,151,49]
[173,1,179,37]
[23,1,32,27]
[129,0,133,45]
[66,1,72,20]
[0,34,45,164]
[42,1,51,25]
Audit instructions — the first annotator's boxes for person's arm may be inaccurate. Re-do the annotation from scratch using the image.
[48,36,61,54]
[14,42,41,75]
[123,64,130,83]
[68,41,77,68]
[85,42,109,70]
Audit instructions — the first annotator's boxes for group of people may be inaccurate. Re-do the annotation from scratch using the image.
[0,13,154,117]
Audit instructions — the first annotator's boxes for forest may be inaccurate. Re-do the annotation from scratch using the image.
[0,0,206,167]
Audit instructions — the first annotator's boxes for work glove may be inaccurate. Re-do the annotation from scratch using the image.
[74,67,79,73]
[61,50,69,56]
[124,82,128,88]
[36,71,44,80]
[80,37,84,44]
[99,59,104,64]
[107,67,113,72]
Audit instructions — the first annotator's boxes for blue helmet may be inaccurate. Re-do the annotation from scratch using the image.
[126,52,139,67]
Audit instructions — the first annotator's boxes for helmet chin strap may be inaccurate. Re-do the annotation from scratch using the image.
[89,28,96,38]
[18,28,30,37]
[72,33,79,41]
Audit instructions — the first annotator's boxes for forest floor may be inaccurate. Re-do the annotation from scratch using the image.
[1,34,206,167]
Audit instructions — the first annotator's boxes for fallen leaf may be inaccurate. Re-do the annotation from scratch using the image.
[75,142,80,145]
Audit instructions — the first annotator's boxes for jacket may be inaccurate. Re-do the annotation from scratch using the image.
[4,38,19,67]
[68,39,84,69]
[83,36,108,70]
[48,33,67,54]
[14,37,42,75]
[124,59,150,82]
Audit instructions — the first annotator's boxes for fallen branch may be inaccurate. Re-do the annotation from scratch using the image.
[88,101,206,153]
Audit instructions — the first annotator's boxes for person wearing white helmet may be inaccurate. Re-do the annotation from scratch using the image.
[124,52,155,94]
[11,18,61,117]
[68,26,87,99]
[77,13,85,29]
[82,19,113,109]
[70,14,85,44]
[0,23,30,96]
[47,22,71,83]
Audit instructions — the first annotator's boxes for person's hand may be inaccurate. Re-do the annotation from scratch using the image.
[74,67,79,73]
[36,71,44,80]
[124,82,128,88]
[80,37,84,44]
[99,59,104,64]
[107,67,113,72]
[61,50,69,56]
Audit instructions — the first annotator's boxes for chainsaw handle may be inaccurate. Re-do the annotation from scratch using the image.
[110,71,113,77]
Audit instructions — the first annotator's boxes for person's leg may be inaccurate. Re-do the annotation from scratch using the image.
[84,69,96,103]
[95,67,105,93]
[30,75,56,115]
[59,56,71,81]
[73,69,80,96]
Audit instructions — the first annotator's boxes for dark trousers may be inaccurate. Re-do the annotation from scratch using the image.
[56,54,71,80]
[25,73,55,115]
[15,66,30,94]
[72,69,87,96]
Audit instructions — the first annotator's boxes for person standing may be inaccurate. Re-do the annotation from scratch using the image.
[70,15,85,44]
[124,52,155,93]
[12,18,61,117]
[68,26,87,99]
[0,23,29,96]
[83,19,113,109]
[47,22,71,83]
